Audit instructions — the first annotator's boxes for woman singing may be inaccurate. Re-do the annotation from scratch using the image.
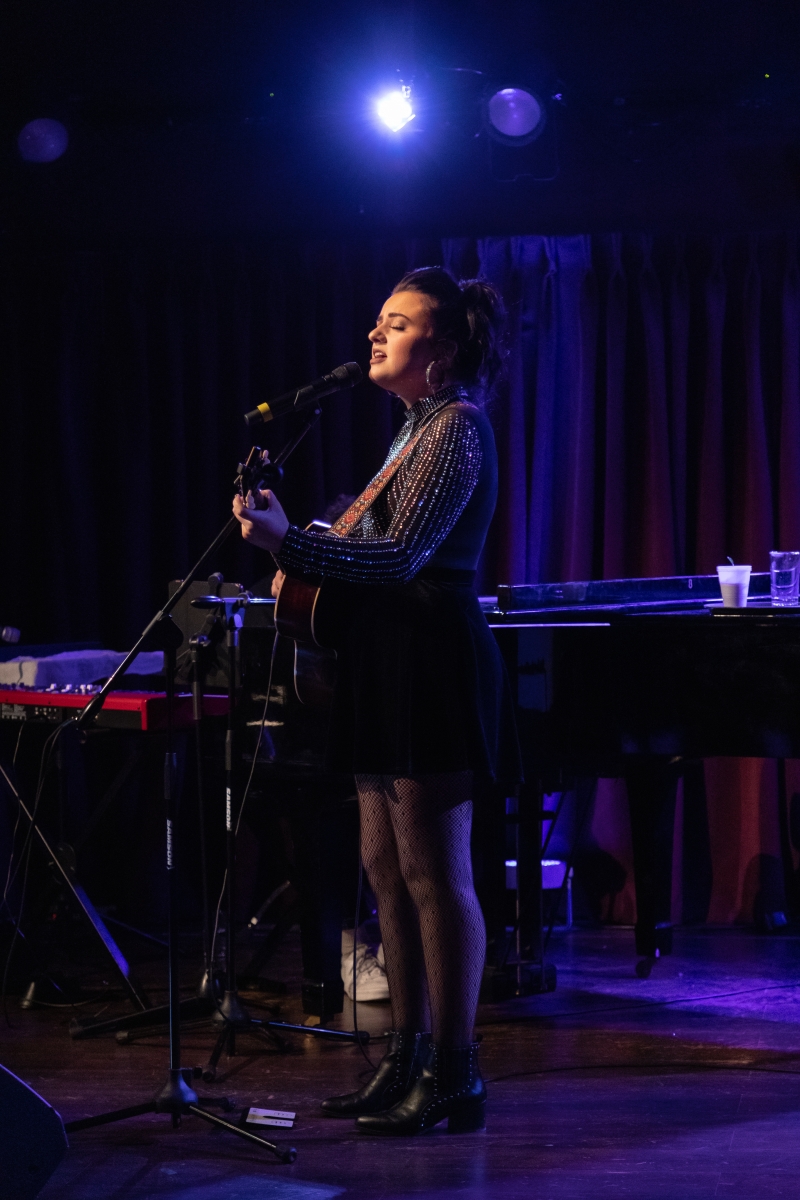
[233,266,521,1136]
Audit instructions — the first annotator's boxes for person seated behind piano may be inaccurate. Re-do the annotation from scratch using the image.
[233,265,522,1137]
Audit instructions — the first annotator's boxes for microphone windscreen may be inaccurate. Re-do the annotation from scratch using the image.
[332,362,363,387]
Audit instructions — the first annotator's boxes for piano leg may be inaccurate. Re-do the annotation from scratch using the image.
[476,781,557,1000]
[625,758,681,966]
[681,760,713,924]
[518,782,544,966]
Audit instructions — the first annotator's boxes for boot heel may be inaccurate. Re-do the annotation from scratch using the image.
[447,1098,486,1133]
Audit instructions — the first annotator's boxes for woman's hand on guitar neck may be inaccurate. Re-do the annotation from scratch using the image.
[232,488,289,552]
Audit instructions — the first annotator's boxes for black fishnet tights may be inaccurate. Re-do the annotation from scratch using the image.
[355,772,485,1047]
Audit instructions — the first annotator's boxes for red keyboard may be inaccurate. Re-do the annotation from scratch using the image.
[0,688,228,732]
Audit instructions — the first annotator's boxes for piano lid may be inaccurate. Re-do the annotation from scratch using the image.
[496,572,770,613]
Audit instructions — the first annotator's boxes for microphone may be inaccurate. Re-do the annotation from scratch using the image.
[244,362,363,426]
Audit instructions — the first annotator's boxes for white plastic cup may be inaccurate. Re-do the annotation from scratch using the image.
[716,564,751,608]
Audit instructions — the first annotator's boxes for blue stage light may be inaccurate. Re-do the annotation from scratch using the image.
[17,118,69,163]
[376,86,415,133]
[486,87,546,146]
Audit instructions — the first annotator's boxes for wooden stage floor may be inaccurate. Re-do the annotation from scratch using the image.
[5,925,800,1199]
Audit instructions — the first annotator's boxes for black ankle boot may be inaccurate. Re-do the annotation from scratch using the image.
[321,1031,430,1117]
[356,1041,486,1135]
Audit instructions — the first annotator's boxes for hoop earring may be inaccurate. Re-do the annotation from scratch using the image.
[426,360,443,393]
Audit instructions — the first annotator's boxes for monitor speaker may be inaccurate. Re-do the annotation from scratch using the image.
[0,1064,67,1200]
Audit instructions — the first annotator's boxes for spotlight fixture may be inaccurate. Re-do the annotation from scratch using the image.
[485,87,546,146]
[17,118,69,163]
[376,85,415,133]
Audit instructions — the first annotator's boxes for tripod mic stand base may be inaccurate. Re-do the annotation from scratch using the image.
[188,1106,297,1162]
[69,993,214,1040]
[156,1068,199,1112]
[196,969,218,1004]
[20,975,88,1009]
[203,992,288,1083]
[69,975,223,1044]
[213,989,251,1026]
[64,1069,296,1163]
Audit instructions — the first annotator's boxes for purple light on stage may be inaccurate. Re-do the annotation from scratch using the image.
[486,87,545,145]
[17,119,69,163]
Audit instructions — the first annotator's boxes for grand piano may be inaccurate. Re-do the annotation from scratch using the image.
[486,569,800,978]
[236,570,800,1005]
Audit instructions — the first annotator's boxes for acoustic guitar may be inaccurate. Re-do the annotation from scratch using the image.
[273,522,339,710]
[270,404,442,709]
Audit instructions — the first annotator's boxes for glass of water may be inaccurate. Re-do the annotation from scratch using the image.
[770,550,800,606]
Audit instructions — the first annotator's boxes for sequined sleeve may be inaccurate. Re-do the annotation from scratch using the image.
[274,407,482,584]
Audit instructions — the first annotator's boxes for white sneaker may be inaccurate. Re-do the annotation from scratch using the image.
[341,931,390,1002]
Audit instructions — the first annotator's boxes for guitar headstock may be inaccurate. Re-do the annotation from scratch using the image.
[234,447,284,497]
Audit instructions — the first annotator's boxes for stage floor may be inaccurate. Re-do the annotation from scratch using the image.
[6,925,800,1200]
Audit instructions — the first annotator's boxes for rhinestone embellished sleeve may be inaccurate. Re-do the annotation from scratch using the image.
[274,393,483,584]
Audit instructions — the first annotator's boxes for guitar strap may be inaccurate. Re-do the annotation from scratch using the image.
[328,402,469,538]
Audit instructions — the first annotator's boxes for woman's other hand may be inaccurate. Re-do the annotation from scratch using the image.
[232,489,289,552]
[271,570,286,599]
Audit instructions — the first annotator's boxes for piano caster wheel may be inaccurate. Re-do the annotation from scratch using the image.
[635,956,657,979]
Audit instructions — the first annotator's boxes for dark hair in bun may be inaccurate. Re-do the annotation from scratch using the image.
[392,265,506,398]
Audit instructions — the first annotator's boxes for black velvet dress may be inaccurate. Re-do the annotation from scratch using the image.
[274,386,522,783]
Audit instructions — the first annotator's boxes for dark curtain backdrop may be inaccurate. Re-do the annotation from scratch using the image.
[4,231,800,647]
[3,232,800,926]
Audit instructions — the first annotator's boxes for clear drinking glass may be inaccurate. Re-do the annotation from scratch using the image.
[770,550,800,606]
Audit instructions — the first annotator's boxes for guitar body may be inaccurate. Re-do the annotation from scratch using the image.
[274,574,338,709]
[292,641,337,710]
[274,573,320,643]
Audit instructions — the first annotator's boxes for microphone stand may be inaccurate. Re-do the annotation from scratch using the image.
[70,418,321,1042]
[64,414,327,1162]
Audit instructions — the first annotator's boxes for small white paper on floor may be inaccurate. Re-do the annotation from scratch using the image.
[246,1106,296,1127]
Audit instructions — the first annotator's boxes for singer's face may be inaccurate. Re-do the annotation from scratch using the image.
[368,290,440,405]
